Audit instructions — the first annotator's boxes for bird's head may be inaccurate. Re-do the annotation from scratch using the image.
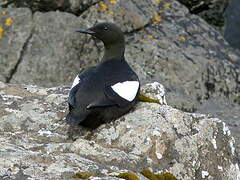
[76,22,125,47]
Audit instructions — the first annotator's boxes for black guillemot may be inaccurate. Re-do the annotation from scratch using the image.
[66,22,140,129]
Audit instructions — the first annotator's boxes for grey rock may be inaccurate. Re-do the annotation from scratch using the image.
[0,81,239,179]
[141,82,167,105]
[197,97,240,160]
[224,0,240,49]
[10,11,92,87]
[0,8,32,82]
[80,0,159,32]
[0,0,99,15]
[176,0,229,29]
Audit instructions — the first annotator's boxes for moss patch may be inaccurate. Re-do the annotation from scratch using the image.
[141,170,177,180]
[115,172,140,180]
[156,172,178,180]
[141,170,159,180]
[138,94,160,104]
[72,171,92,179]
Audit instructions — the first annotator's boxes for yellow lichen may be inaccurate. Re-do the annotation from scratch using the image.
[0,26,4,39]
[159,10,164,14]
[152,13,163,24]
[115,172,140,180]
[2,11,7,15]
[178,36,186,41]
[141,170,159,180]
[156,172,178,180]
[138,39,147,43]
[139,29,146,34]
[72,171,92,179]
[163,2,172,7]
[107,11,114,15]
[99,2,109,11]
[5,17,13,27]
[110,0,118,4]
[155,0,162,3]
[138,94,160,104]
[147,34,154,39]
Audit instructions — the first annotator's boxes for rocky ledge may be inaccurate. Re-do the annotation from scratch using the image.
[0,81,239,179]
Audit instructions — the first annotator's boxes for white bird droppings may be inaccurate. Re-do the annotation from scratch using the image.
[156,152,162,159]
[223,122,231,136]
[218,166,223,171]
[211,138,217,149]
[201,171,209,178]
[192,160,196,166]
[152,130,161,136]
[38,130,52,136]
[229,137,236,155]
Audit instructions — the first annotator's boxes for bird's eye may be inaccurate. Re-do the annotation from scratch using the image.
[103,27,108,30]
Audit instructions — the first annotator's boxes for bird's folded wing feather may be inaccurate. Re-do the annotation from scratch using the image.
[68,75,81,107]
[104,81,140,107]
[68,67,97,107]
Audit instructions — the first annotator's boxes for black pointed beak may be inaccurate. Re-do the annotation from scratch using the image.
[76,29,95,35]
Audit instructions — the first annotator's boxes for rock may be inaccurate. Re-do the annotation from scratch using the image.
[10,11,93,87]
[224,0,240,49]
[141,82,167,105]
[0,81,239,179]
[80,0,159,32]
[176,0,229,29]
[0,8,32,82]
[0,0,99,15]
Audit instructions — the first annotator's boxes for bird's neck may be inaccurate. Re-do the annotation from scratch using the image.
[103,42,125,60]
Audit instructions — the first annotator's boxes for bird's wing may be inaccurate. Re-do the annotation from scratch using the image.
[68,75,81,107]
[68,66,97,108]
[104,81,140,107]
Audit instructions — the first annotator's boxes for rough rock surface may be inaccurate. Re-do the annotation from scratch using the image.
[9,11,93,87]
[224,0,240,49]
[176,0,229,29]
[0,0,229,29]
[0,81,239,179]
[0,0,99,15]
[0,8,32,82]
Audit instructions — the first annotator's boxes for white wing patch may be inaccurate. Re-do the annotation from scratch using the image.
[111,81,139,101]
[71,75,80,89]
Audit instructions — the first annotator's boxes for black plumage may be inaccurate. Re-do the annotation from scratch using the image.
[66,22,140,129]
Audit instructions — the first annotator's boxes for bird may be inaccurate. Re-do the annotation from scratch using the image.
[66,22,140,129]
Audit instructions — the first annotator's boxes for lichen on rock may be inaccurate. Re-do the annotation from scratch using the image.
[0,81,239,179]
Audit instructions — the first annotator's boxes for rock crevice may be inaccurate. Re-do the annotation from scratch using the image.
[6,23,34,83]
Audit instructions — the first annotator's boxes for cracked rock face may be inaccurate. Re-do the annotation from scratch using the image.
[9,11,93,87]
[0,81,239,179]
[0,8,32,82]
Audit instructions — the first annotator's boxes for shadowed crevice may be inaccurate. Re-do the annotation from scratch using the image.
[5,23,34,83]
